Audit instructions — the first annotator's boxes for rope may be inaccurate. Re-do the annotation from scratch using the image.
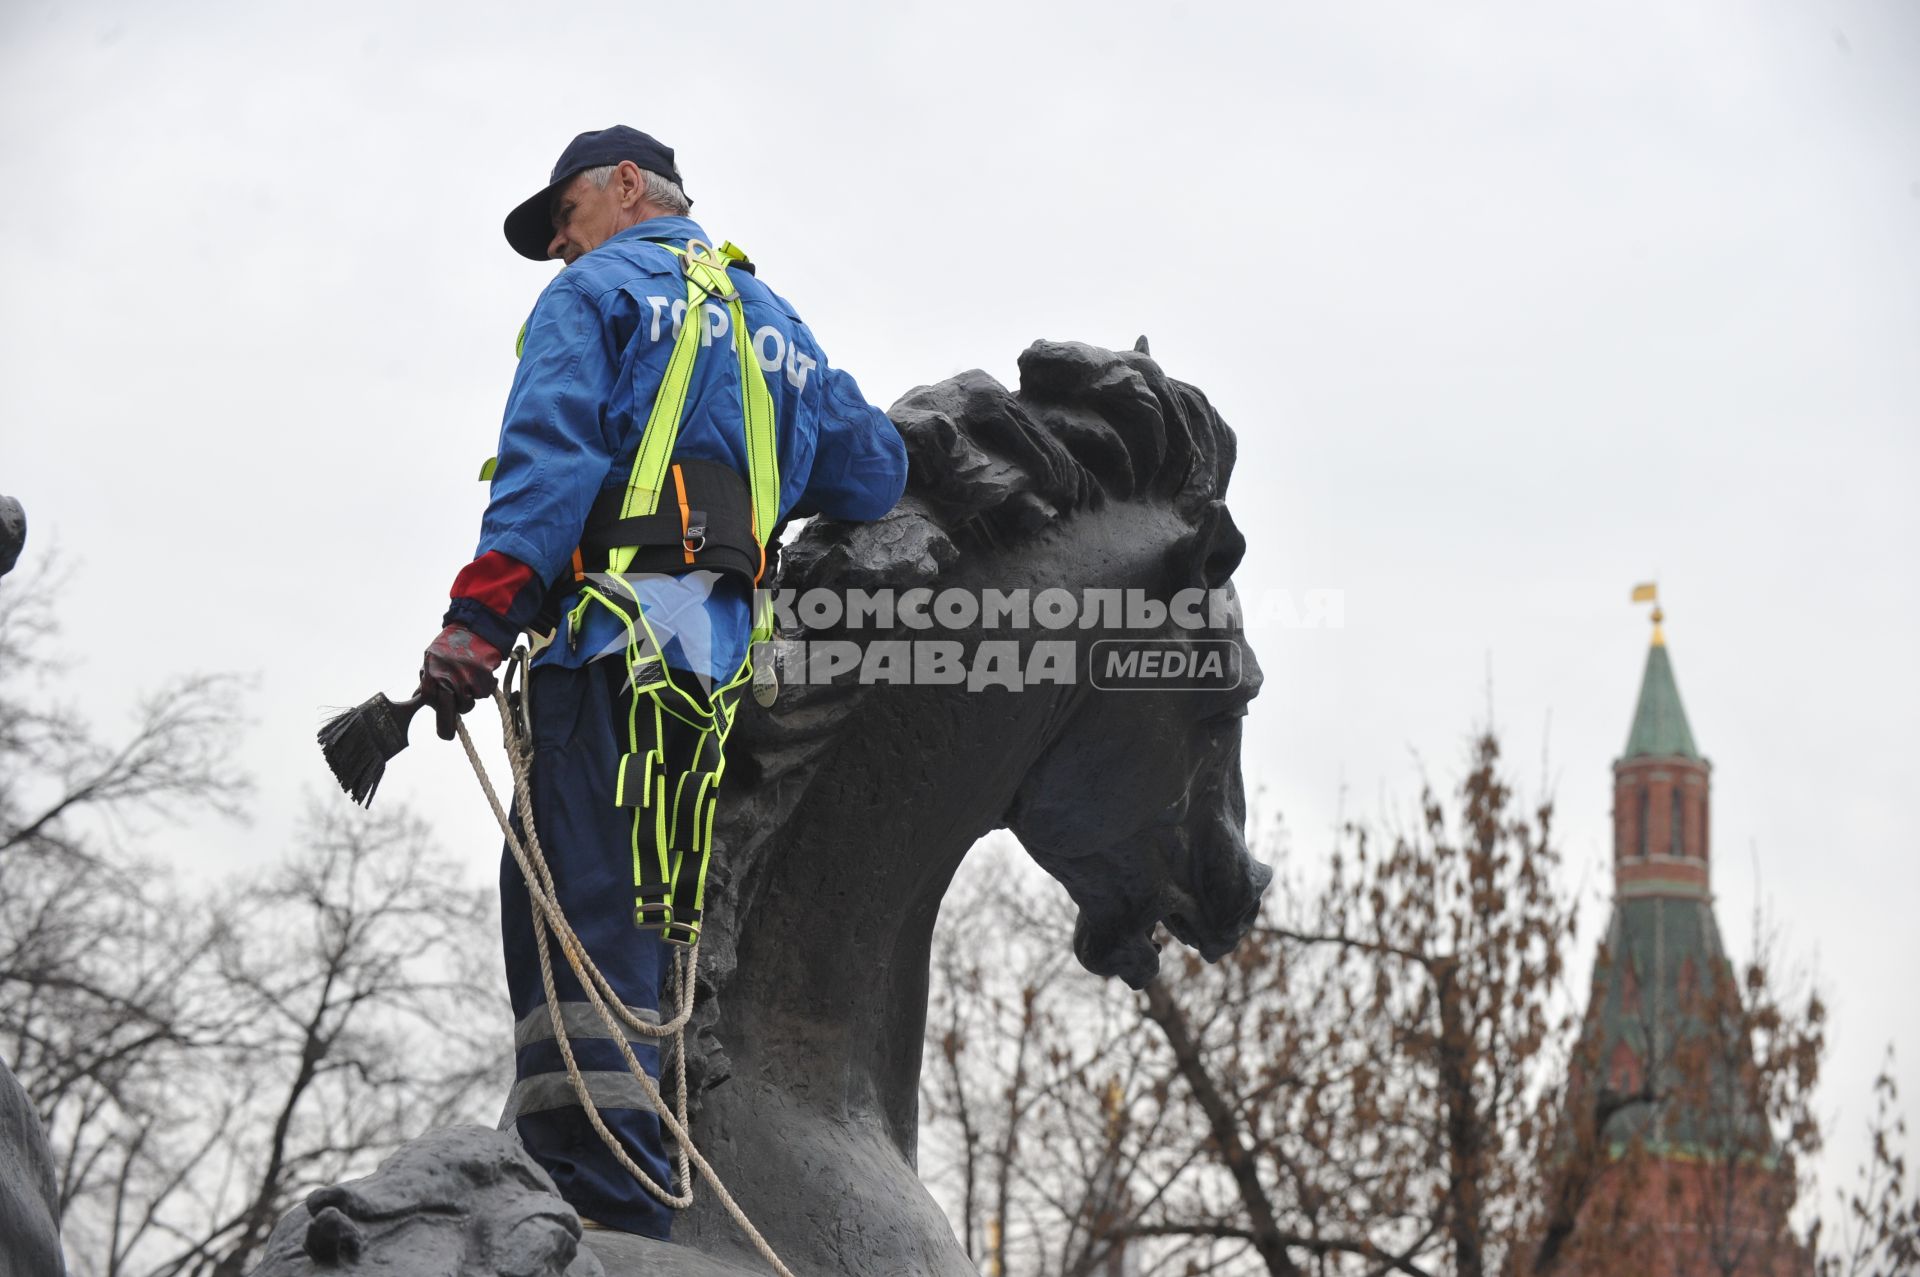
[457,690,796,1277]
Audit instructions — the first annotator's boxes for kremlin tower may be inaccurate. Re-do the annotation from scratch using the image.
[1548,591,1808,1276]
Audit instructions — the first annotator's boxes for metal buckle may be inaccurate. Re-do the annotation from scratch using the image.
[633,897,673,931]
[680,238,740,301]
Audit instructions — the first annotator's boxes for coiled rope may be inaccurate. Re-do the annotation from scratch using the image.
[456,690,794,1277]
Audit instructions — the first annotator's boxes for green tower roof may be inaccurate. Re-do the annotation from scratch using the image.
[1573,896,1773,1159]
[1623,640,1700,761]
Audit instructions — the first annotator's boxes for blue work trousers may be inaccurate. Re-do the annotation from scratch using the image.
[500,657,703,1238]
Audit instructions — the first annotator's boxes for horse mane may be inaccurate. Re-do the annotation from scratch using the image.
[781,337,1237,597]
[723,338,1238,790]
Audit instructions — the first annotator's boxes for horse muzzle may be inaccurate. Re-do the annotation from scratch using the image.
[1068,810,1271,988]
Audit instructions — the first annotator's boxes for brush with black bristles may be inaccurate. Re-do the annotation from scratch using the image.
[317,692,428,807]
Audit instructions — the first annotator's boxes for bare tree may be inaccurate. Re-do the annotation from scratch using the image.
[1,569,508,1277]
[1817,1058,1920,1277]
[170,803,506,1277]
[0,558,251,859]
[1082,730,1574,1276]
[923,846,1205,1277]
[1,561,254,1265]
[28,803,509,1277]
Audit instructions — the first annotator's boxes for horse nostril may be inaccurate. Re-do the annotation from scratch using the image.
[304,1205,365,1266]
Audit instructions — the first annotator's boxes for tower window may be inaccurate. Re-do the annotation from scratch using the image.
[1671,788,1685,857]
[1637,786,1649,858]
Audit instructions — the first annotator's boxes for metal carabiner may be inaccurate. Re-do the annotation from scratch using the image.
[503,643,534,744]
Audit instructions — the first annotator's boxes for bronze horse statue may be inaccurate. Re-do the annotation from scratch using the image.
[257,339,1269,1277]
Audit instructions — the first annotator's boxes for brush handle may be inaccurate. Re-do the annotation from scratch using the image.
[393,692,432,743]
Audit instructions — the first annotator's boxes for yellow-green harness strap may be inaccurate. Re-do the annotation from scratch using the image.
[610,239,781,578]
[594,237,780,945]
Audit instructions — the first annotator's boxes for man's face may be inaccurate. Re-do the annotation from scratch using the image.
[546,166,633,265]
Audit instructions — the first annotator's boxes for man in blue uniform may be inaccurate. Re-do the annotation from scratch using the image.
[415,126,907,1237]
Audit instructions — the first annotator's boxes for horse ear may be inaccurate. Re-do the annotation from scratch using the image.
[1188,499,1245,589]
[1133,335,1151,355]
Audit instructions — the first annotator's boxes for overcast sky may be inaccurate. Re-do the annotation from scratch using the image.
[3,0,1916,1221]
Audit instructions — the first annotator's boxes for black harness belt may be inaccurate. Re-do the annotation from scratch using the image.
[575,457,763,587]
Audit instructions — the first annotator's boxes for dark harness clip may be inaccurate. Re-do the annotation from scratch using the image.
[684,509,708,554]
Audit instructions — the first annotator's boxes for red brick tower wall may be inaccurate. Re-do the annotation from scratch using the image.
[1612,753,1711,897]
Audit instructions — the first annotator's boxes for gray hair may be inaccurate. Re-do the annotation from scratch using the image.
[582,163,690,215]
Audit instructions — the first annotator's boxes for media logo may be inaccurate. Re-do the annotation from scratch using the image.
[1090,639,1243,691]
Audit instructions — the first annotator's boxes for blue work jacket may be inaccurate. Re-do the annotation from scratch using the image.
[459,217,906,682]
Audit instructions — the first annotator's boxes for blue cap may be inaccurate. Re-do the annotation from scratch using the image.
[503,126,687,261]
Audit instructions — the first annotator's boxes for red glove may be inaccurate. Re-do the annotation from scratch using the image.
[418,625,504,741]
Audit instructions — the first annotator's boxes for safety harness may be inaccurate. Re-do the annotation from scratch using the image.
[482,236,780,949]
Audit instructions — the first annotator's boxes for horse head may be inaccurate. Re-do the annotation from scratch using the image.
[990,340,1268,987]
[759,339,1270,991]
[252,1128,596,1276]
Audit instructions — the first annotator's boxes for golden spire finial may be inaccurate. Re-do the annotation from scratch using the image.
[1631,581,1664,647]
